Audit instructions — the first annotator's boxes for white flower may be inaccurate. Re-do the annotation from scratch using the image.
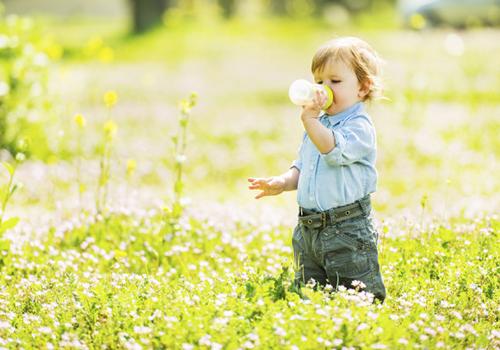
[248,333,259,342]
[199,334,211,346]
[176,155,187,164]
[38,326,53,334]
[0,81,9,96]
[333,339,343,346]
[274,327,286,337]
[351,280,366,289]
[356,323,369,331]
[210,343,222,350]
[306,278,316,288]
[242,341,254,349]
[452,332,465,339]
[133,326,152,335]
[424,327,436,336]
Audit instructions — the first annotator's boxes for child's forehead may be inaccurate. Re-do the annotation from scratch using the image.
[313,57,353,76]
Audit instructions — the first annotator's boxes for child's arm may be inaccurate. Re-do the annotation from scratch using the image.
[300,91,335,154]
[248,167,299,199]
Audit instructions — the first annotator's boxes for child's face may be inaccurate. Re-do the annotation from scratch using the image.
[313,58,367,115]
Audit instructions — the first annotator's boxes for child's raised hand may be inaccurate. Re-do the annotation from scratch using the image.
[247,176,285,199]
[301,90,327,120]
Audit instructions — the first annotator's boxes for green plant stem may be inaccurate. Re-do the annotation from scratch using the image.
[0,168,15,226]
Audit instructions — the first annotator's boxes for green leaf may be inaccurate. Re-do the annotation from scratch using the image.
[0,238,10,251]
[1,162,14,176]
[9,183,18,196]
[0,217,20,234]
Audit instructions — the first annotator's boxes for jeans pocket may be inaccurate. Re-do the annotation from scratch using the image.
[292,225,305,273]
[324,250,373,292]
[337,217,377,250]
[325,250,372,278]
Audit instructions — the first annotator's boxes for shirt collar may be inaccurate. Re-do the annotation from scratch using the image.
[321,101,364,125]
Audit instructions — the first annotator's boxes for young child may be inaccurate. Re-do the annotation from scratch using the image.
[248,36,386,303]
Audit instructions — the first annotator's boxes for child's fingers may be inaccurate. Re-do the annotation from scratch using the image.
[248,177,265,184]
[255,191,266,199]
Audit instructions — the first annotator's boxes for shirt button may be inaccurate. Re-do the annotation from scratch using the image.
[310,165,314,170]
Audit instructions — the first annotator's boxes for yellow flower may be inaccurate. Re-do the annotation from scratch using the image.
[178,99,191,114]
[189,91,198,105]
[99,47,114,63]
[126,159,137,177]
[79,183,86,193]
[85,36,103,56]
[73,114,86,128]
[46,43,63,60]
[410,13,426,30]
[104,90,118,108]
[103,120,117,140]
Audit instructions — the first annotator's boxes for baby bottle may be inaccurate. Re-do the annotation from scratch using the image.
[288,79,334,110]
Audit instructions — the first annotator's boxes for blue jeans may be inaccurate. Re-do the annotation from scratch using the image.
[292,195,386,303]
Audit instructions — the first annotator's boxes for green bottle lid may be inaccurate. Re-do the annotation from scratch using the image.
[323,85,334,110]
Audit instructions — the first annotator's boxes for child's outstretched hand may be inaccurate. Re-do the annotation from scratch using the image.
[247,176,285,199]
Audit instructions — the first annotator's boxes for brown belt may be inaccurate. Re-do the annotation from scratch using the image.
[298,195,370,227]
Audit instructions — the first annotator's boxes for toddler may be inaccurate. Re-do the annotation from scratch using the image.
[248,36,386,303]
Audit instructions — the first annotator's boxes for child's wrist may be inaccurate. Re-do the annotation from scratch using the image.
[275,175,287,190]
[301,108,320,122]
[301,114,318,124]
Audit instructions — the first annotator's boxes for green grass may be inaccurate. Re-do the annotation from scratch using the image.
[0,212,498,348]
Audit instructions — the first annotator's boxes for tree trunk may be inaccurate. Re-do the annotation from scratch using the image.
[130,0,169,34]
[270,0,288,16]
[218,0,237,19]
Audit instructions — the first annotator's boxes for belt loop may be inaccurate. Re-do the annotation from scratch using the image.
[321,212,326,227]
[359,195,370,216]
[329,208,336,225]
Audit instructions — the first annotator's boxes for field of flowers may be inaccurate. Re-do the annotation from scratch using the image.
[0,8,499,350]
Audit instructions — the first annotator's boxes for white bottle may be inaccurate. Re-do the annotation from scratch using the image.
[288,79,334,109]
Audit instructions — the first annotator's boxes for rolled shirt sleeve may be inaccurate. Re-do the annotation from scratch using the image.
[321,115,375,166]
[290,158,302,171]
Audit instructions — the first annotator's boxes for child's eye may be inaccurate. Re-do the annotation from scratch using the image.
[316,81,323,84]
[331,79,341,84]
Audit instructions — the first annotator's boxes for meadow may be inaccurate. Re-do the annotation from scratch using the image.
[0,6,499,349]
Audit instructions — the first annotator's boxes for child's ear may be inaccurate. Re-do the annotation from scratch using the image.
[358,80,371,99]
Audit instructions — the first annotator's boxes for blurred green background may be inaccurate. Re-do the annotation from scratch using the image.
[1,0,499,225]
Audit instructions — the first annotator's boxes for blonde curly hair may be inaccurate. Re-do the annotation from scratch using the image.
[311,36,384,102]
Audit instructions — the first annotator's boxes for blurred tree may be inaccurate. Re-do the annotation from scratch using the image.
[270,0,288,16]
[314,0,375,14]
[129,0,171,33]
[218,0,236,18]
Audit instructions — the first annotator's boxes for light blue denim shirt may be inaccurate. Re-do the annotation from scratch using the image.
[291,101,377,211]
